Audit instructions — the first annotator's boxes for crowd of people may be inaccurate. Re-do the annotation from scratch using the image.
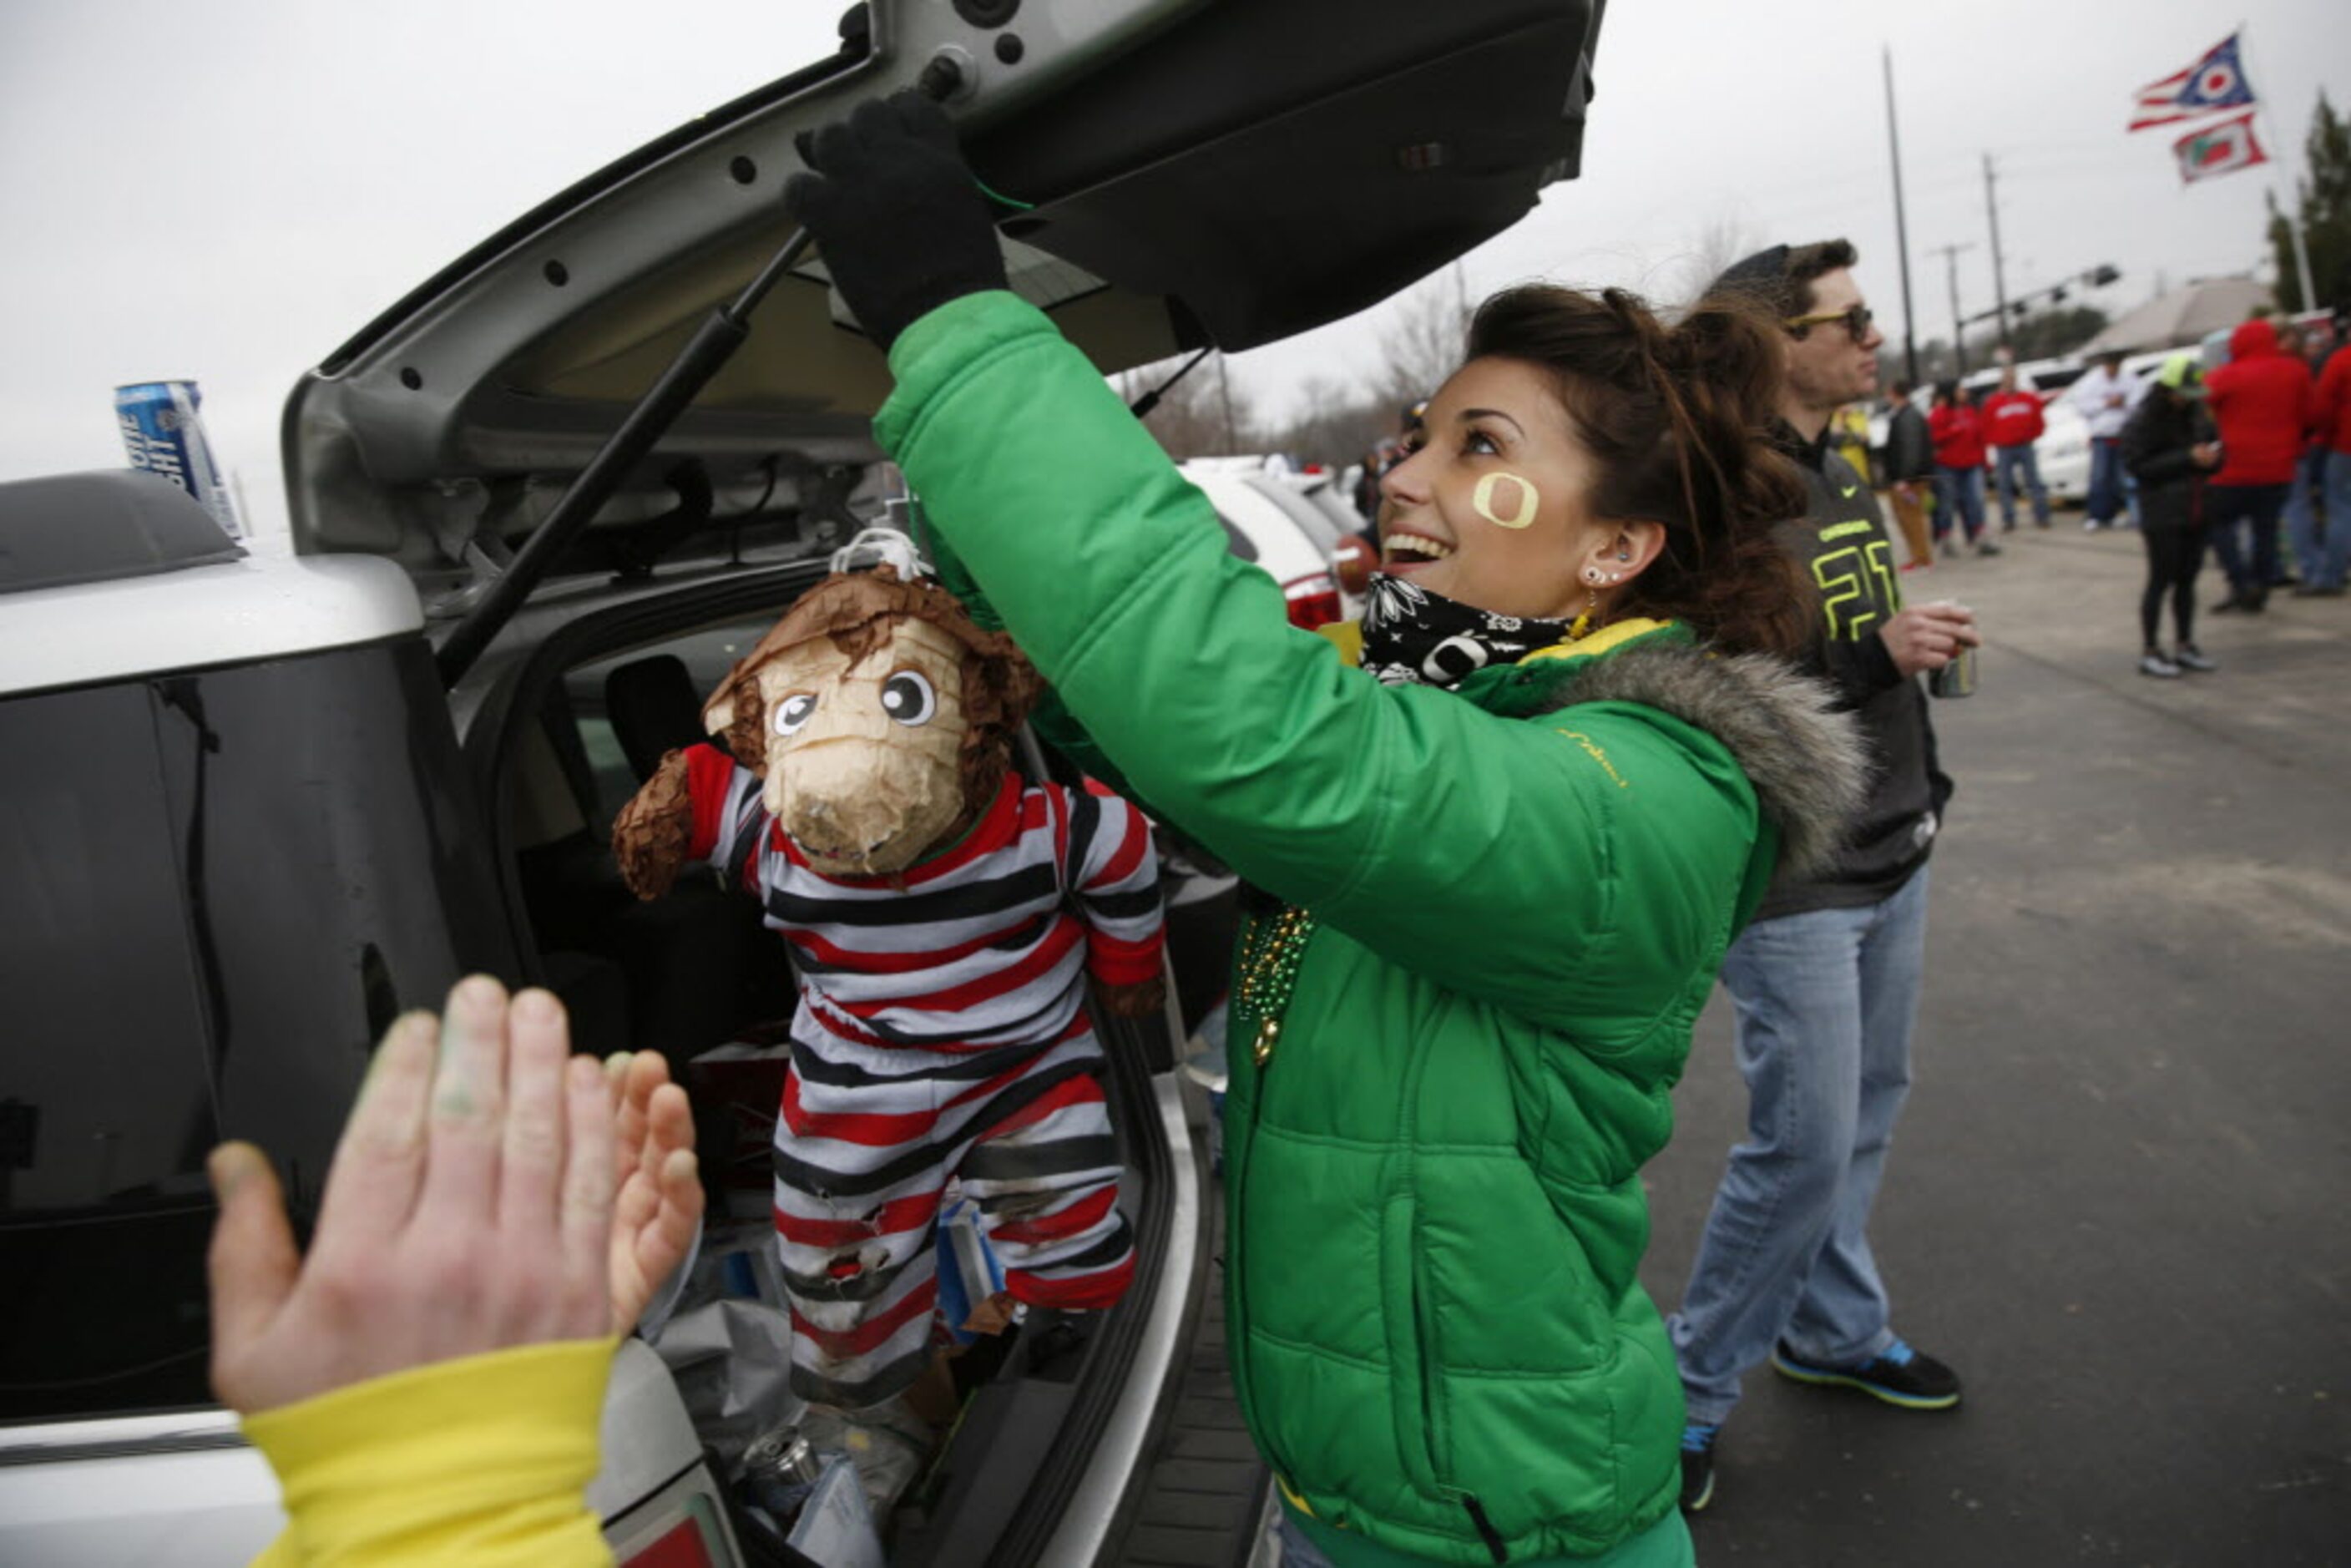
[1797,315,2346,681]
[199,91,2341,1568]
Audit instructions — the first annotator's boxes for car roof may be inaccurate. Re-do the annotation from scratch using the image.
[1,543,421,700]
[0,471,244,596]
[0,469,422,697]
[1961,356,2081,392]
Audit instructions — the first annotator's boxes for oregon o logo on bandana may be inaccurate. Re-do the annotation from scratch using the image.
[1472,473,1540,529]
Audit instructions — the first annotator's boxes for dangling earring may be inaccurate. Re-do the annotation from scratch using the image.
[1569,572,1600,641]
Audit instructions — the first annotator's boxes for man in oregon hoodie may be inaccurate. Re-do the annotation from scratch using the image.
[2204,317,2315,613]
[1675,240,1975,1515]
[2306,325,2351,595]
[1980,365,2051,530]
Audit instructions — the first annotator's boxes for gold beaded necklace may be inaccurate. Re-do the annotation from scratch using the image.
[1234,905,1317,1068]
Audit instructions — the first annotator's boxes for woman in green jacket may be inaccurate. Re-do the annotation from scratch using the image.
[788,99,1867,1566]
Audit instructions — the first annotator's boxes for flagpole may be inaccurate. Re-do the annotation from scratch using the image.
[2233,21,2319,310]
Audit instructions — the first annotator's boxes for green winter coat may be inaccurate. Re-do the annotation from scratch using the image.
[877,292,1863,1564]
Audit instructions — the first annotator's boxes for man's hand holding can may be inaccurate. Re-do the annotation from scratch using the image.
[1878,599,1980,694]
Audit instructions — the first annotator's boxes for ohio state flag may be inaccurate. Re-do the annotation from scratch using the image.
[2131,34,2256,131]
[2173,113,2269,184]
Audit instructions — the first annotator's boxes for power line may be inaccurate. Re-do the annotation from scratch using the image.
[1926,241,1975,376]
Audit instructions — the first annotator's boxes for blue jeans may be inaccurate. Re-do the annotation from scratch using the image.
[2086,438,2127,524]
[2285,448,2345,588]
[1931,466,1985,542]
[2205,482,2289,599]
[1993,444,2049,527]
[1670,866,1930,1426]
[2318,452,2351,589]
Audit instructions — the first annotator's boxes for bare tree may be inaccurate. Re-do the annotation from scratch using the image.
[1261,373,1393,471]
[1667,215,1757,315]
[1374,278,1472,414]
[1120,353,1264,461]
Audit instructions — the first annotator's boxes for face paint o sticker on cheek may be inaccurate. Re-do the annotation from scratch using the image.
[1471,472,1541,529]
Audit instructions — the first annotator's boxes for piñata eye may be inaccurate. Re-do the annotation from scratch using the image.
[774,693,819,736]
[881,670,937,726]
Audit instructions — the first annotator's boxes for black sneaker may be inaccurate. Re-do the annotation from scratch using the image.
[1680,1422,1720,1511]
[1771,1338,1960,1409]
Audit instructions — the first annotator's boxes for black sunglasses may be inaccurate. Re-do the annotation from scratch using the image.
[1784,304,1874,340]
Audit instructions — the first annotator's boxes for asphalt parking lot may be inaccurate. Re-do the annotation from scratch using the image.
[1638,516,2351,1565]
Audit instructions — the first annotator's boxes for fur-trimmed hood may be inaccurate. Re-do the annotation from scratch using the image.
[1536,639,1869,881]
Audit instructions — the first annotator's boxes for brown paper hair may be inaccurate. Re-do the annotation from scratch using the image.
[706,566,1044,811]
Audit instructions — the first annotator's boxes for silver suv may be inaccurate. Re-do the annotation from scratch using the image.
[0,2,1605,1561]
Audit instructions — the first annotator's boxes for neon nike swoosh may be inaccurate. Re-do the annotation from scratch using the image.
[1841,484,1859,498]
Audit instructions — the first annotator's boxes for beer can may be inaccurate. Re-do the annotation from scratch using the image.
[741,1425,824,1519]
[114,381,244,539]
[1924,598,1976,699]
[1928,645,1976,699]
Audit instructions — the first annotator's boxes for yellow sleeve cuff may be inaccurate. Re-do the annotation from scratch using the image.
[243,1338,620,1567]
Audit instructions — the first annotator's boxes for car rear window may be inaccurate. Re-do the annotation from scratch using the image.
[0,641,513,1424]
[1213,513,1258,562]
[1243,476,1343,552]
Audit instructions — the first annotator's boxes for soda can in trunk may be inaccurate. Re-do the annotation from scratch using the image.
[114,381,244,538]
[740,1425,824,1520]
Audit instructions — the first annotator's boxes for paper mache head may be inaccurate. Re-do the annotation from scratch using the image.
[695,565,1042,876]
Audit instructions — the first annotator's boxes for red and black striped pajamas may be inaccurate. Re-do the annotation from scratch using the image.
[680,745,1163,1408]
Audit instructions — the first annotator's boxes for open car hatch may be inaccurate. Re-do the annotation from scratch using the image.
[285,0,1603,589]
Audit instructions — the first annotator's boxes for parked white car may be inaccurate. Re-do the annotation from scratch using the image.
[1181,459,1350,628]
[2036,400,2093,503]
[2041,349,2177,506]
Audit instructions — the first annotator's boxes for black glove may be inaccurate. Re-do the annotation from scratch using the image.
[783,94,1009,353]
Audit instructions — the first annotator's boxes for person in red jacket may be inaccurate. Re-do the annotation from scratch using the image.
[1927,382,1998,556]
[2204,317,2315,613]
[1980,365,2050,530]
[2291,321,2347,595]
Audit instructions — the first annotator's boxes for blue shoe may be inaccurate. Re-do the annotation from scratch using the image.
[1679,1422,1719,1512]
[1771,1338,1960,1410]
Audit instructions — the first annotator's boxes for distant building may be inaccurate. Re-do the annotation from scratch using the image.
[2080,276,2270,356]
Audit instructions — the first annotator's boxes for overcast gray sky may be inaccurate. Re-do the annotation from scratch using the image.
[3,1,2343,538]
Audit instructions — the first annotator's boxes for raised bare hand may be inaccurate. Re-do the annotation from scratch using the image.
[604,1049,701,1333]
[206,979,668,1414]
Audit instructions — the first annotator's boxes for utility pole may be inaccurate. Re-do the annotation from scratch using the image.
[1982,154,2011,352]
[1929,241,1975,377]
[1883,46,1921,386]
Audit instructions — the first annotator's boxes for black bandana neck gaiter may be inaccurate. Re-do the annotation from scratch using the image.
[1358,574,1579,689]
